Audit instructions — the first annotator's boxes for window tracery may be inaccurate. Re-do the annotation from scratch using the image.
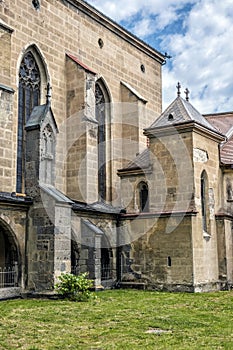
[17,51,41,192]
[95,83,106,201]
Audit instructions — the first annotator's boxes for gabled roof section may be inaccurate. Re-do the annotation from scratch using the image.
[25,104,58,132]
[66,53,97,75]
[146,96,218,133]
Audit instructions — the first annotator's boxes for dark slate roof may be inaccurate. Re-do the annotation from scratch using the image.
[25,104,58,131]
[91,201,123,213]
[146,96,218,133]
[118,148,150,172]
[72,200,123,214]
[0,192,32,205]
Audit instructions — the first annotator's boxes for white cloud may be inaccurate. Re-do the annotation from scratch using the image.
[89,0,233,114]
[162,0,233,113]
[89,0,195,23]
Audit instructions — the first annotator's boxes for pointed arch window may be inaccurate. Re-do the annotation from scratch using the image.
[16,51,41,192]
[138,181,149,212]
[95,82,107,201]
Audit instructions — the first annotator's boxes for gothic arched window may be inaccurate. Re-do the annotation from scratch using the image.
[16,51,41,192]
[95,82,106,201]
[139,182,149,212]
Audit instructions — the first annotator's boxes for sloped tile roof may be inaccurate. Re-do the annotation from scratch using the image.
[221,139,233,165]
[66,53,97,75]
[205,112,233,136]
[205,112,233,165]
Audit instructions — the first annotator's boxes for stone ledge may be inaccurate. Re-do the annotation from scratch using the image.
[0,287,21,300]
[0,84,15,93]
[119,282,147,290]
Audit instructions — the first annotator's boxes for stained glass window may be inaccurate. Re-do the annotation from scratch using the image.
[95,83,106,201]
[16,52,41,192]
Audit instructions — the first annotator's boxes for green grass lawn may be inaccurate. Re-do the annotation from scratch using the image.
[0,290,232,349]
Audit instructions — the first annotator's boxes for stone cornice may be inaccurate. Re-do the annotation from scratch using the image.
[0,19,14,33]
[215,212,233,220]
[144,120,225,143]
[62,0,165,64]
[120,209,198,220]
[117,166,153,178]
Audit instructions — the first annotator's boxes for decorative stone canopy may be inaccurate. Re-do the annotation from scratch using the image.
[25,104,58,132]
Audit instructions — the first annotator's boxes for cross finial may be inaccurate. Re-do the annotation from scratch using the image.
[184,87,190,102]
[46,82,52,105]
[176,82,181,97]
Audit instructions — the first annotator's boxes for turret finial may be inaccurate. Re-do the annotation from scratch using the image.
[184,87,190,102]
[46,82,52,105]
[176,82,181,97]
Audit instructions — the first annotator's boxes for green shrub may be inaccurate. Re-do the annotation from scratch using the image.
[55,272,94,301]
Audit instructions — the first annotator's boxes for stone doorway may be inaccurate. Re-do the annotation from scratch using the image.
[101,235,113,288]
[0,223,20,288]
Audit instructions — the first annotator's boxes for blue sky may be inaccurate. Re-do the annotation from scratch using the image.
[88,0,233,114]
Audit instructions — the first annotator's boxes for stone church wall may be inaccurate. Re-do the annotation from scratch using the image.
[192,131,222,290]
[120,215,194,291]
[0,0,163,196]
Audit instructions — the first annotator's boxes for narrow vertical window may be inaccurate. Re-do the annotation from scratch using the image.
[139,182,149,212]
[17,52,41,192]
[95,83,106,201]
[201,171,208,232]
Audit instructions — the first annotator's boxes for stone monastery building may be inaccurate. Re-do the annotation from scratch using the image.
[0,0,233,298]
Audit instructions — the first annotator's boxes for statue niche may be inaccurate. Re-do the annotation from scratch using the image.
[40,124,55,185]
